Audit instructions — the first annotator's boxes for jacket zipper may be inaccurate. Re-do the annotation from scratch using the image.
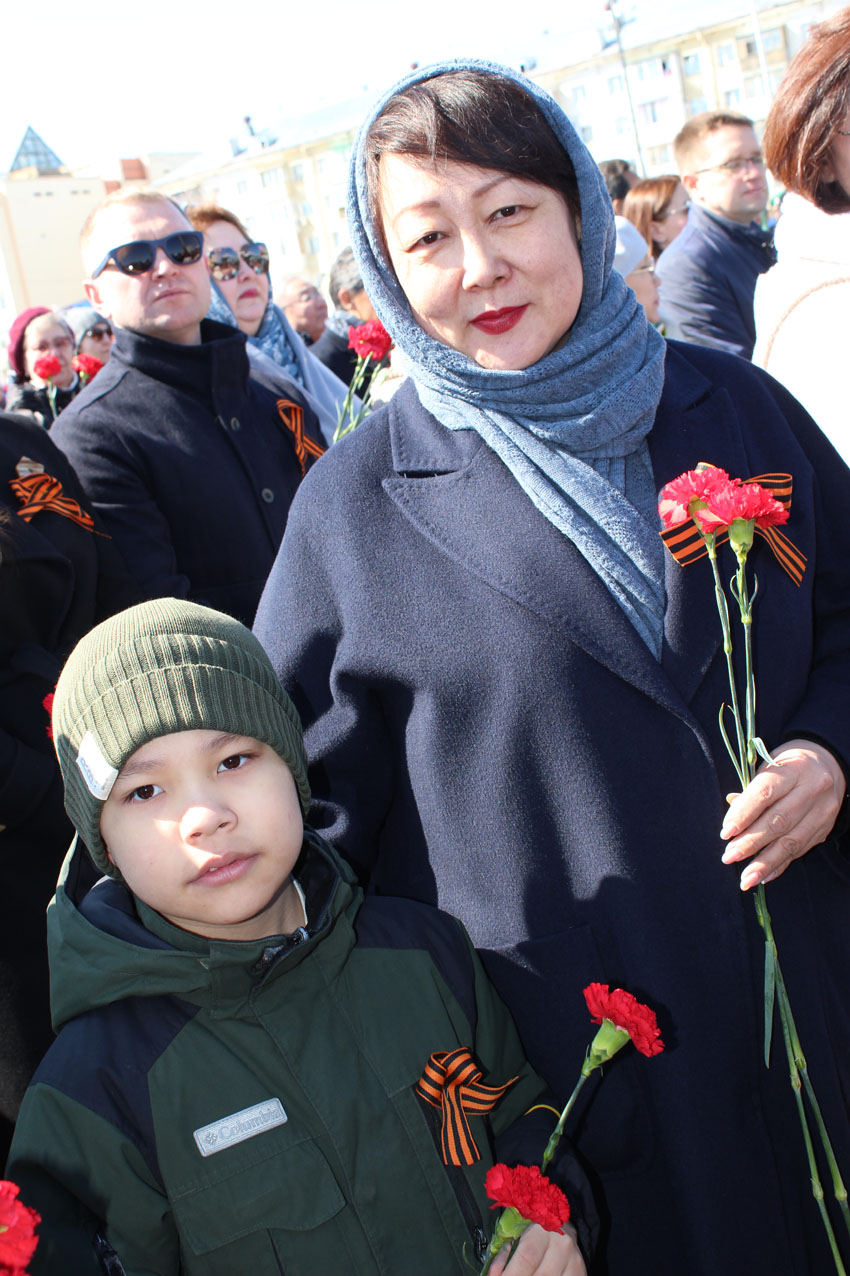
[417,1093,489,1263]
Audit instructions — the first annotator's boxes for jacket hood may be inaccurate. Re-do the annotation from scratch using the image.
[47,829,360,1032]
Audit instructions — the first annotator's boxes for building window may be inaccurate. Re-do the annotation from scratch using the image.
[291,163,304,182]
[308,236,320,255]
[648,144,672,167]
[686,96,708,116]
[724,88,741,106]
[261,167,281,188]
[573,84,586,103]
[615,116,630,136]
[237,180,247,195]
[580,125,593,143]
[639,99,665,125]
[608,73,624,94]
[683,53,700,76]
[716,42,735,67]
[762,28,783,52]
[744,74,764,99]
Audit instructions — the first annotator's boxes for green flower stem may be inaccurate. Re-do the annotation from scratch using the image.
[541,1072,590,1175]
[712,529,849,1271]
[333,355,373,443]
[773,967,847,1273]
[773,954,850,1239]
[706,539,748,785]
[734,552,757,769]
[478,1210,527,1275]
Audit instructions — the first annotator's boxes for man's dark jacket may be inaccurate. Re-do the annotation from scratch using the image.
[655,202,775,359]
[50,320,324,625]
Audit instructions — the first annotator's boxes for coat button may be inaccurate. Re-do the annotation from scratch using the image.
[261,488,275,503]
[230,417,241,431]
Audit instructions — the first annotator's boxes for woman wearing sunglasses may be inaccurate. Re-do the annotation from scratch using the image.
[187,205,350,443]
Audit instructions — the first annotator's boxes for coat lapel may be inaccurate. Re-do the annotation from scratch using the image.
[652,344,757,706]
[381,382,702,721]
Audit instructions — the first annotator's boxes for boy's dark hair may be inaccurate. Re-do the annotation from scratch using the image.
[363,70,581,245]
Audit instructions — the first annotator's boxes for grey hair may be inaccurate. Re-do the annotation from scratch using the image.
[328,246,364,309]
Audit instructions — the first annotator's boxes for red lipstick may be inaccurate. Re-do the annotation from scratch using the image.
[470,305,528,334]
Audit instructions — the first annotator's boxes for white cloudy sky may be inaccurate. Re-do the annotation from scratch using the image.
[1,0,778,170]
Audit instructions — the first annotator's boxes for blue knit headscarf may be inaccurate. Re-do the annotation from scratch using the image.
[348,59,667,657]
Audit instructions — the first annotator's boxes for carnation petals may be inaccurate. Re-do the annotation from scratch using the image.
[658,466,789,535]
[32,354,62,382]
[485,1163,571,1232]
[0,1180,41,1272]
[348,319,393,362]
[583,982,665,1057]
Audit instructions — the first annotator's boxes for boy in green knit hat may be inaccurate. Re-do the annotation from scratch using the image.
[8,599,594,1276]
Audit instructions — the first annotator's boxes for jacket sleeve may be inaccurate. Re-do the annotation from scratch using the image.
[8,1081,180,1276]
[460,924,600,1262]
[51,406,193,603]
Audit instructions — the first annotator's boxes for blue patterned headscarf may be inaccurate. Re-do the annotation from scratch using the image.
[348,59,667,657]
[207,282,303,384]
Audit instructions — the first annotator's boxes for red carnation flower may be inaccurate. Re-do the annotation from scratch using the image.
[694,480,789,535]
[0,1181,40,1275]
[72,353,103,383]
[485,1163,570,1232]
[348,318,392,362]
[658,466,731,528]
[584,983,665,1057]
[42,692,55,742]
[32,354,62,383]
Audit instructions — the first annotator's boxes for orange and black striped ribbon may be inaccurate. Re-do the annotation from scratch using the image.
[416,1047,518,1167]
[10,472,98,533]
[276,399,326,479]
[660,472,806,586]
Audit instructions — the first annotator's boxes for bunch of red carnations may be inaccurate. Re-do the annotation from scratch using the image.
[659,462,850,1273]
[479,983,663,1274]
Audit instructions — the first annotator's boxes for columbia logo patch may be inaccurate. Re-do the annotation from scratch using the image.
[76,731,118,800]
[193,1099,288,1157]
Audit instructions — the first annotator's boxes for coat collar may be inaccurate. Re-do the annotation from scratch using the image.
[384,350,754,716]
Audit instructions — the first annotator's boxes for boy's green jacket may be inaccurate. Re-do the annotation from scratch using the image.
[8,832,595,1274]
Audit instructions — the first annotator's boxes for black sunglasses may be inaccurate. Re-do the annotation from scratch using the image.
[208,242,270,282]
[91,231,204,279]
[86,324,113,340]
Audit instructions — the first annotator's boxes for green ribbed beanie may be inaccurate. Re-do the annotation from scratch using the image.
[52,598,310,877]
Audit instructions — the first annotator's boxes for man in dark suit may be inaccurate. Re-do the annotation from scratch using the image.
[51,189,324,626]
[655,110,775,359]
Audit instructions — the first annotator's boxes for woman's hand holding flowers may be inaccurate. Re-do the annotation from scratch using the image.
[721,738,846,889]
[488,1221,586,1276]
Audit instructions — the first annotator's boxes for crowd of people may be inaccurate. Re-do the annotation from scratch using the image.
[1,11,850,1276]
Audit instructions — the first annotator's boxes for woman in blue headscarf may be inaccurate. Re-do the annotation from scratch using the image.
[186,203,350,443]
[255,61,850,1275]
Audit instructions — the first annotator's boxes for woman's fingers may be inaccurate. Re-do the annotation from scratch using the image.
[719,740,845,889]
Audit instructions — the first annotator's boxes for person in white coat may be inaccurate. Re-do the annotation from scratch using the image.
[753,7,850,459]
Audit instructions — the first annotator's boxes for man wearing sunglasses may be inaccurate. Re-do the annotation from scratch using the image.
[50,188,325,627]
[655,109,775,360]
